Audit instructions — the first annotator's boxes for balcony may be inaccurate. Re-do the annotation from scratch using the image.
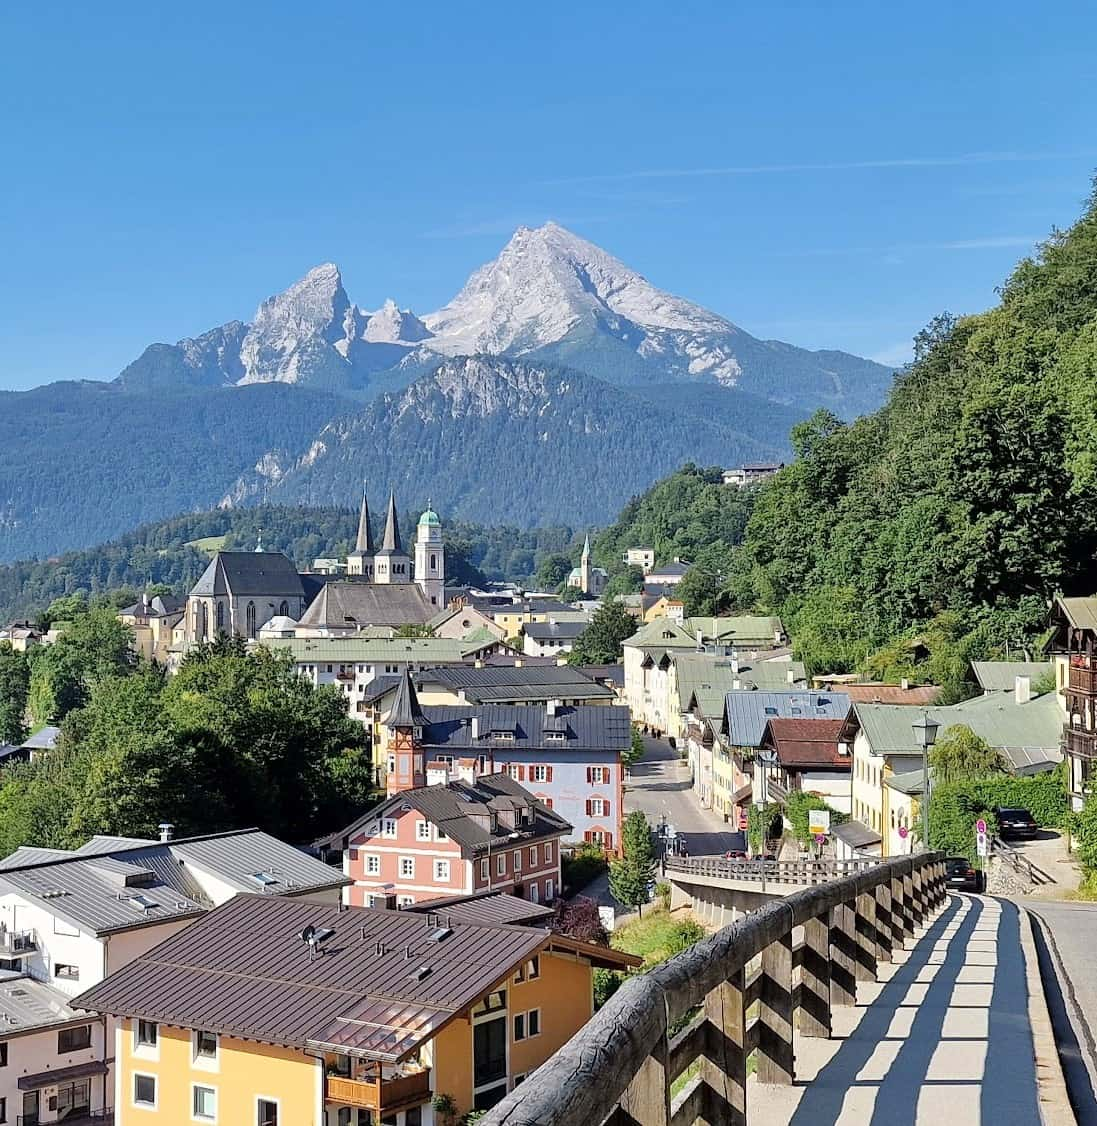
[1070,663,1097,696]
[1064,727,1097,760]
[325,1068,431,1114]
[0,929,36,956]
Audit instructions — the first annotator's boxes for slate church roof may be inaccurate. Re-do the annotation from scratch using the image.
[190,552,305,599]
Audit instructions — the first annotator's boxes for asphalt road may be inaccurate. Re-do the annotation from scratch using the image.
[1027,900,1097,1123]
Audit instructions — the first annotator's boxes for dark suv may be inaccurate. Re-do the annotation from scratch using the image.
[945,856,981,892]
[994,807,1038,839]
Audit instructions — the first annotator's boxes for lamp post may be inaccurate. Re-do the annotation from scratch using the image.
[755,748,778,892]
[912,712,940,851]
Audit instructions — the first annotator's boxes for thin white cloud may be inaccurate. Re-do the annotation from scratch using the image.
[545,150,1095,186]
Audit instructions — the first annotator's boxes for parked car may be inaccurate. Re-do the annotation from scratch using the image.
[994,806,1038,839]
[945,856,981,892]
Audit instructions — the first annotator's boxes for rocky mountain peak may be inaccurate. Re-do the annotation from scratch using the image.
[363,299,432,344]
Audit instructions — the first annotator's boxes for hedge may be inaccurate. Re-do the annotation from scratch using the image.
[928,771,1067,861]
[784,790,848,846]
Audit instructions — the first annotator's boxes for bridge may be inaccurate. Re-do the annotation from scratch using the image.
[663,855,880,927]
[480,852,1067,1126]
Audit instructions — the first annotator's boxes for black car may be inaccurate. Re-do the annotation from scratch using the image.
[945,856,981,892]
[994,806,1038,839]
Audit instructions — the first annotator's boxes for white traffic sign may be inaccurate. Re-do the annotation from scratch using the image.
[976,830,988,858]
[808,810,831,836]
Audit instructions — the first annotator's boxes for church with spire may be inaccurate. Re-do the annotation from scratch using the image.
[568,534,608,597]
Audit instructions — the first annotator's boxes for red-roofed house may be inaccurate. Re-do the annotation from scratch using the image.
[758,718,851,813]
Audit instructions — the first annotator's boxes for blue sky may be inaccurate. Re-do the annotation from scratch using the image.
[2,1,1095,390]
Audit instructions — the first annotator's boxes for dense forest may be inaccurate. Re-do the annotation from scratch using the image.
[729,180,1097,698]
[0,505,579,624]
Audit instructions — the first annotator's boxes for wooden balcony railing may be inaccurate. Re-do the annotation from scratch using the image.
[325,1069,431,1113]
[1064,727,1097,760]
[479,852,946,1126]
[1069,665,1097,696]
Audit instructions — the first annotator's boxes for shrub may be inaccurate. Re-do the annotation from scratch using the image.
[551,895,609,945]
[784,791,848,846]
[562,842,608,894]
[594,967,624,1008]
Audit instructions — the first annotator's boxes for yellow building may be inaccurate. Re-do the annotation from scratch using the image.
[77,892,635,1125]
[118,594,185,664]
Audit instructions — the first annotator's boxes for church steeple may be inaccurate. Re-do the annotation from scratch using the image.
[355,491,375,553]
[381,490,403,554]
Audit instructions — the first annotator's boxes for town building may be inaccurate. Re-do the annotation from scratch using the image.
[622,546,655,574]
[522,619,587,658]
[378,670,629,848]
[566,536,607,597]
[757,718,851,813]
[368,664,617,710]
[75,893,638,1123]
[0,828,345,1121]
[118,593,185,664]
[428,604,507,641]
[722,463,784,488]
[330,774,571,908]
[643,559,691,588]
[970,660,1053,694]
[1047,595,1097,809]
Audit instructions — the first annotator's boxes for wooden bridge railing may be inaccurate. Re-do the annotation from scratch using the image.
[480,851,946,1126]
[665,855,879,886]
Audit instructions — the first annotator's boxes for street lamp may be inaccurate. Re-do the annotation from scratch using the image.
[912,712,940,850]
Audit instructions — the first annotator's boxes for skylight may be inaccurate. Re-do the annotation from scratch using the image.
[250,871,279,888]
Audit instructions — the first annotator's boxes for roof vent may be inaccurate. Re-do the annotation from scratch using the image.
[409,965,432,982]
[428,926,453,943]
[375,941,388,956]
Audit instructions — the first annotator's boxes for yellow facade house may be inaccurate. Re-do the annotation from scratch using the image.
[76,892,636,1126]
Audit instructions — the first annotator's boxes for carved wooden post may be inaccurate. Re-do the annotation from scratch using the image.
[890,873,906,949]
[933,860,945,907]
[910,865,925,926]
[758,932,794,1084]
[830,900,858,1007]
[854,891,878,982]
[701,967,747,1126]
[618,998,671,1125]
[800,913,832,1038]
[874,879,893,963]
[901,869,916,940]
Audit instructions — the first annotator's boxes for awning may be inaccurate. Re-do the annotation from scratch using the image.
[834,820,882,849]
[732,783,752,804]
[19,1058,110,1089]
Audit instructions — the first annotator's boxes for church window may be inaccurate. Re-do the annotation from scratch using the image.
[279,600,289,616]
[430,554,437,570]
[216,602,225,631]
[245,602,256,638]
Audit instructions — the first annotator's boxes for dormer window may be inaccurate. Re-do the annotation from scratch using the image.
[545,731,566,742]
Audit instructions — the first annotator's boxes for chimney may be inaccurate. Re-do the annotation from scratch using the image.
[1015,675,1031,705]
[457,760,476,784]
[696,628,704,650]
[774,628,782,645]
[515,659,523,668]
[471,716,480,740]
[158,822,174,842]
[900,677,909,691]
[730,652,739,675]
[547,699,558,717]
[786,668,795,685]
[474,659,483,669]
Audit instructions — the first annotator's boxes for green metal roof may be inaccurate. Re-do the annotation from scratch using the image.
[675,653,807,718]
[260,636,493,663]
[418,507,441,527]
[623,617,697,649]
[970,661,1053,692]
[1056,596,1097,632]
[684,615,784,645]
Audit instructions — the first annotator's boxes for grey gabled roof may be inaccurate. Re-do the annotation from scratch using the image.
[0,847,72,870]
[345,773,573,854]
[0,829,346,936]
[722,691,852,749]
[422,664,614,703]
[0,975,91,1038]
[416,704,631,754]
[191,552,305,599]
[970,661,1053,692]
[405,891,555,927]
[21,726,61,751]
[73,835,156,856]
[523,620,588,642]
[297,582,432,629]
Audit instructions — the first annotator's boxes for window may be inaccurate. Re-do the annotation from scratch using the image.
[513,1012,526,1041]
[195,1030,218,1060]
[416,820,431,841]
[398,895,415,907]
[216,602,225,631]
[545,877,555,900]
[58,1025,91,1052]
[588,798,608,817]
[544,843,553,863]
[497,854,506,876]
[193,1085,216,1121]
[0,1043,6,1067]
[54,963,79,981]
[381,819,398,838]
[435,826,448,841]
[257,1099,279,1126]
[387,755,396,775]
[513,850,522,872]
[365,854,381,876]
[434,859,451,882]
[587,766,610,785]
[399,857,415,879]
[133,1074,156,1108]
[480,858,489,880]
[530,765,550,783]
[246,601,256,638]
[136,1020,158,1048]
[527,955,540,980]
[529,883,539,904]
[528,1008,541,1037]
[529,845,538,866]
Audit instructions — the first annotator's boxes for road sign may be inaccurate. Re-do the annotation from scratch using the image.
[976,829,988,858]
[808,810,831,836]
[975,818,987,835]
[898,825,909,839]
[814,833,827,846]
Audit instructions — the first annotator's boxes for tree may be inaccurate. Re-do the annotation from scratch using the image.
[673,545,727,617]
[929,725,1009,784]
[601,567,644,602]
[610,811,656,914]
[568,601,637,665]
[0,643,30,745]
[394,623,435,639]
[551,895,609,945]
[536,553,573,590]
[39,593,89,629]
[624,726,645,768]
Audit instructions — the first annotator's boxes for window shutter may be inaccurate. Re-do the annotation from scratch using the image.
[585,799,593,816]
[584,830,592,843]
[604,833,613,849]
[518,765,526,781]
[546,766,553,782]
[586,766,592,784]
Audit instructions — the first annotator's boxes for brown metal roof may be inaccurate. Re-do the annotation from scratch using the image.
[73,893,630,1062]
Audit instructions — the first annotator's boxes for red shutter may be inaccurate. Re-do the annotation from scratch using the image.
[518,765,526,781]
[603,832,613,850]
[546,766,553,782]
[586,766,592,784]
[545,798,553,810]
[584,830,593,843]
[585,799,593,816]
[603,801,611,818]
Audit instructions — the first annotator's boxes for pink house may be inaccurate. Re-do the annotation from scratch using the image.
[335,773,573,908]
